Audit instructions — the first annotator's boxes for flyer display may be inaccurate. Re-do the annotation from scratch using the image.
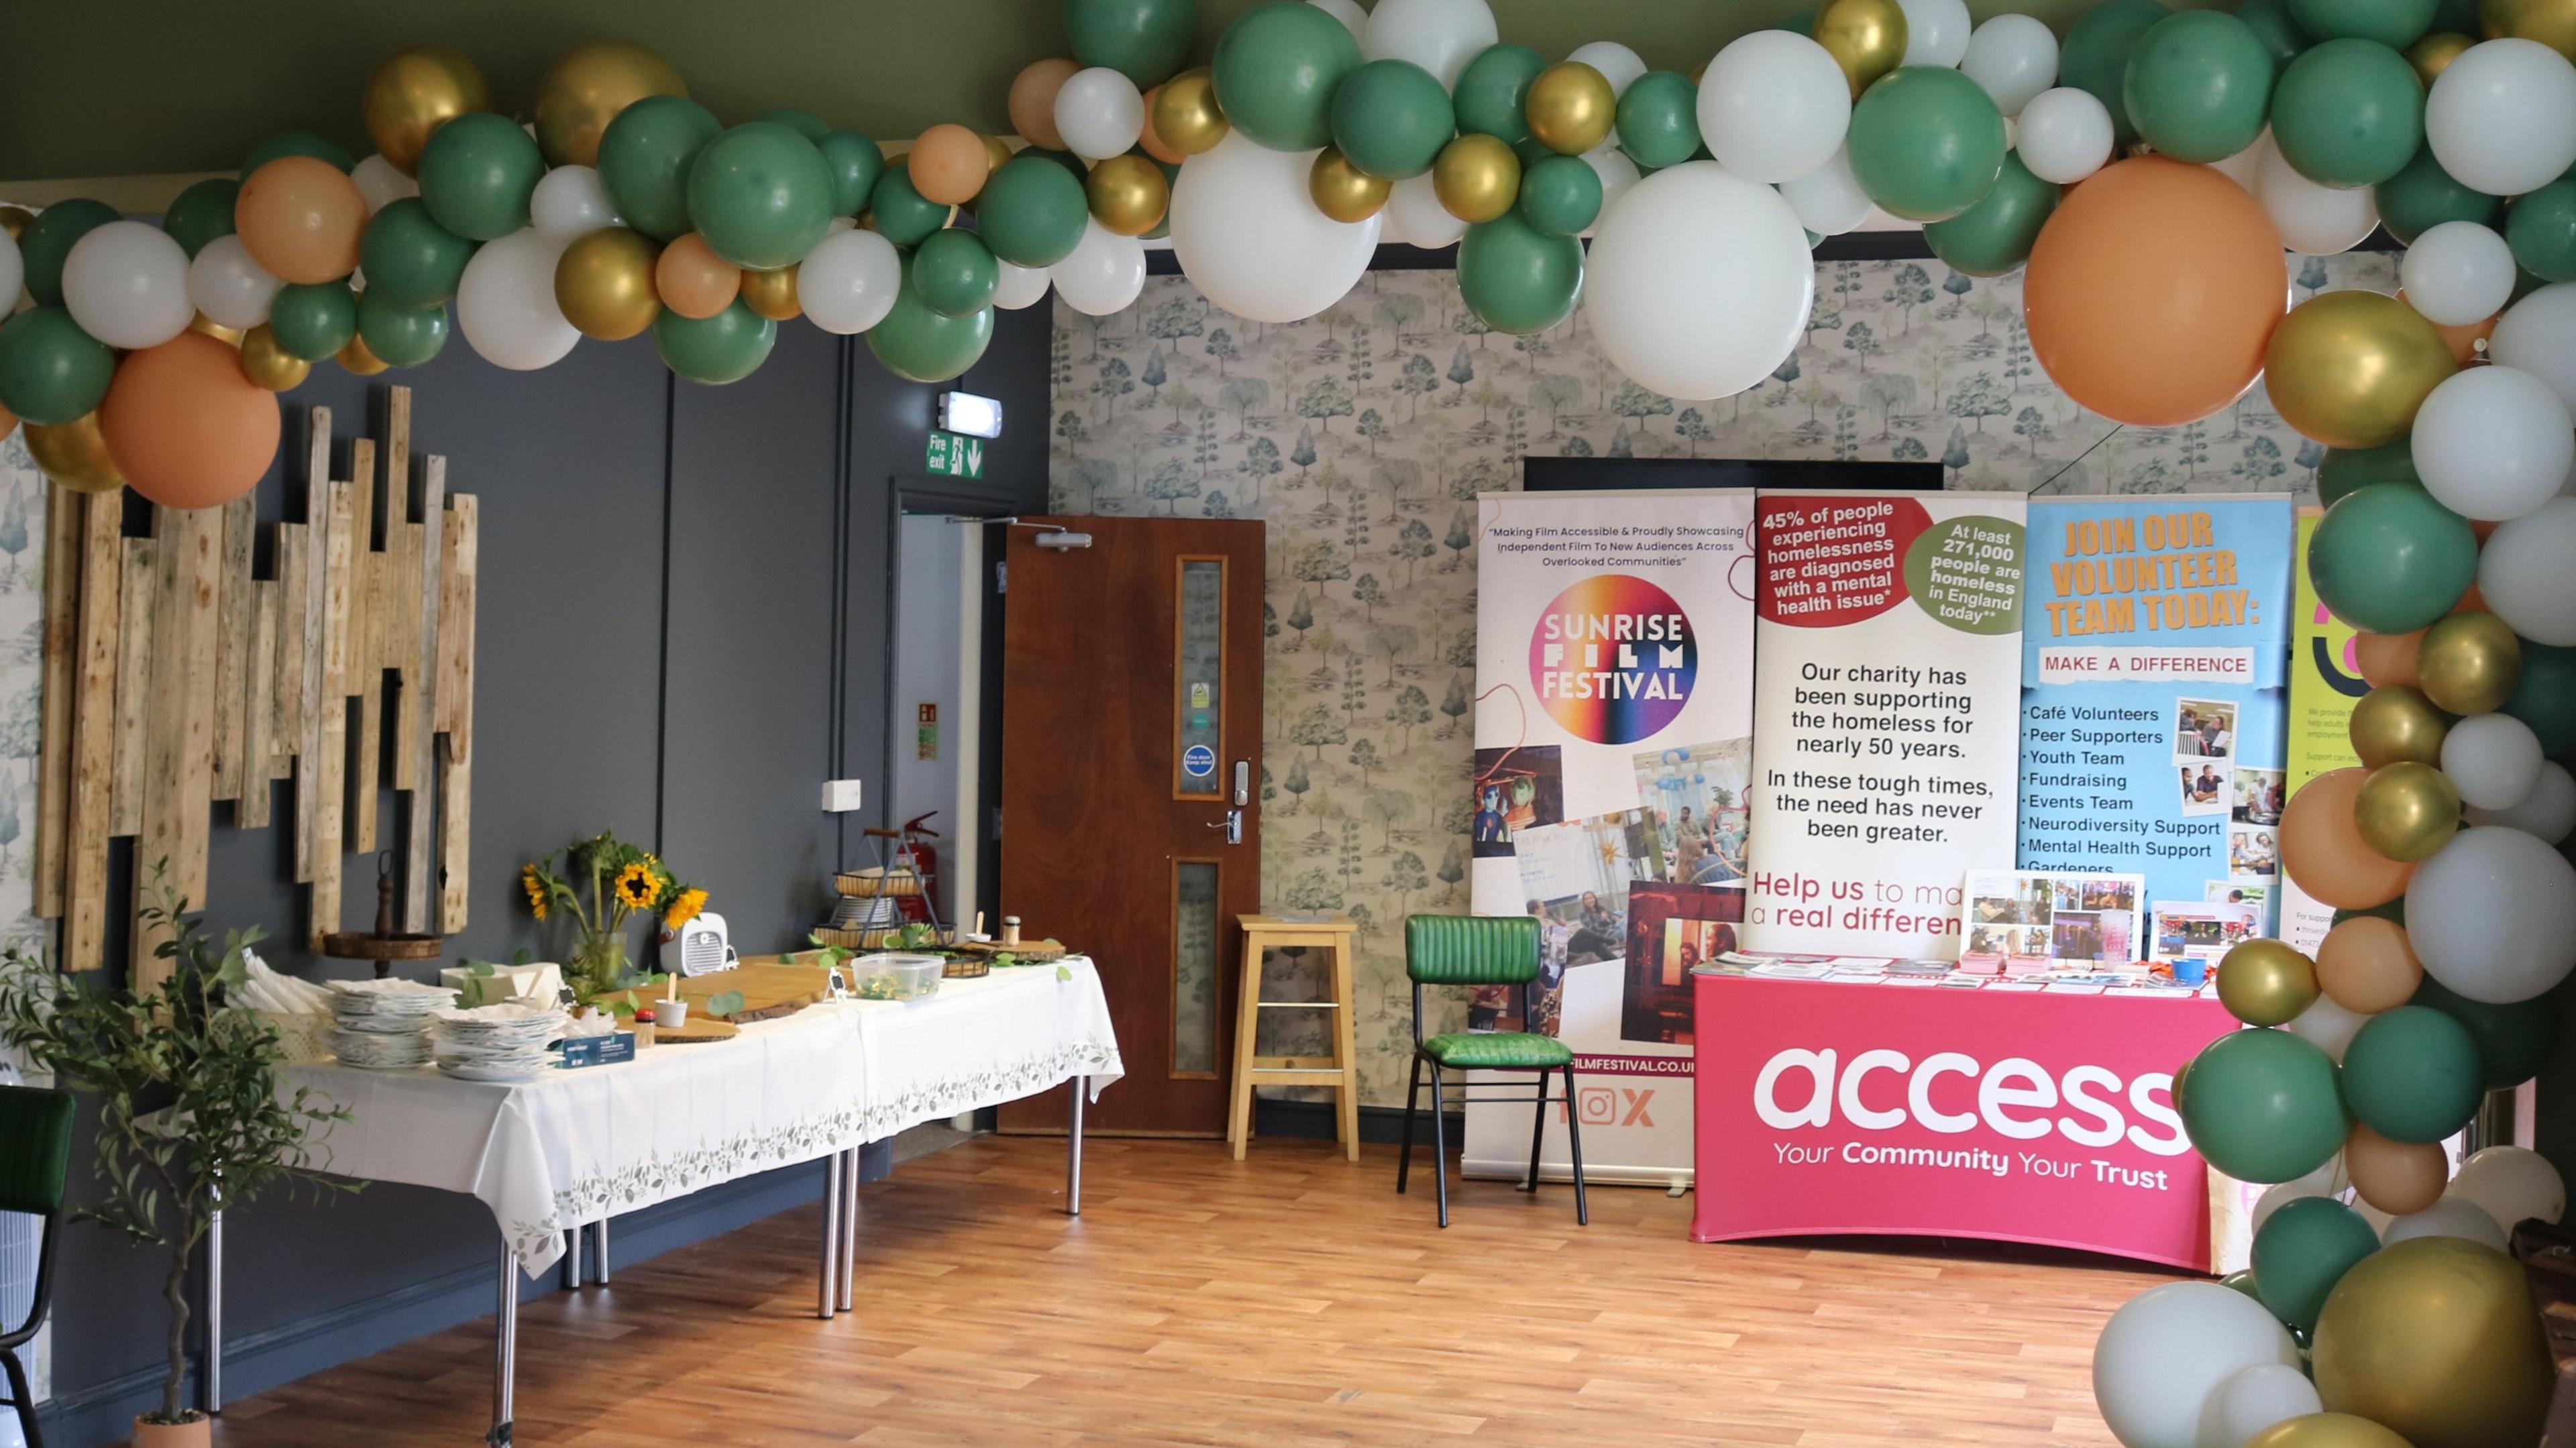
[2280,508,2364,951]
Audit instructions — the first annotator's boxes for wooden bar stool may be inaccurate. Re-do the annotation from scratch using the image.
[1228,915,1360,1161]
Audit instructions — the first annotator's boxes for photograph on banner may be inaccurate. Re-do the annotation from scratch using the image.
[1471,744,1563,858]
[2150,899,2265,983]
[1959,869,2144,974]
[1635,740,1752,885]
[1501,811,1660,1035]
[2207,879,2269,917]
[1623,882,1741,1045]
[2177,761,2231,815]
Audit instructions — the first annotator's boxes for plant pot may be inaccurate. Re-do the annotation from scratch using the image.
[133,1412,211,1448]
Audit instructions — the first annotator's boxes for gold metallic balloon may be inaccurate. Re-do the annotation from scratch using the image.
[1086,154,1173,235]
[2483,0,2576,58]
[554,225,664,340]
[1152,68,1230,158]
[0,206,30,243]
[1525,61,1617,155]
[2241,1414,2416,1448]
[188,313,244,347]
[364,45,490,175]
[1434,133,1521,223]
[982,134,1015,173]
[2408,31,2477,87]
[533,40,686,168]
[2418,608,2523,716]
[238,324,311,392]
[2216,938,2320,1026]
[1815,0,1911,97]
[2355,761,2461,862]
[1306,147,1389,224]
[739,264,802,321]
[23,413,127,494]
[337,331,391,377]
[2263,290,2457,449]
[2350,685,2451,769]
[2312,1236,2553,1448]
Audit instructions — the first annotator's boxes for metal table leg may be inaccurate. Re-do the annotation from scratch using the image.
[836,1147,858,1312]
[203,1200,223,1414]
[491,1243,519,1447]
[1066,1074,1086,1217]
[560,1229,580,1290]
[816,1151,843,1321]
[592,1217,610,1286]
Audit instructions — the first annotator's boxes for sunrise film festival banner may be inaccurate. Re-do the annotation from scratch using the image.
[1468,488,1757,1186]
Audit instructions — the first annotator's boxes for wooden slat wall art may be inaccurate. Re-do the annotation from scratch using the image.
[29,388,483,983]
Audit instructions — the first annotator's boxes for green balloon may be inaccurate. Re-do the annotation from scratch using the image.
[1021,146,1093,182]
[1066,0,1199,87]
[1331,60,1456,180]
[2513,262,2551,307]
[686,121,837,270]
[417,112,545,243]
[2178,1027,2348,1183]
[865,273,994,384]
[1211,1,1363,152]
[1515,154,1603,237]
[1512,135,1556,173]
[1456,211,1584,336]
[2252,1196,2382,1331]
[2505,643,2576,759]
[2332,897,2408,927]
[19,199,117,309]
[1924,152,2060,276]
[356,292,449,368]
[761,109,833,143]
[867,166,953,248]
[242,130,356,178]
[2125,11,2277,162]
[2310,482,2478,632]
[268,281,359,362]
[912,229,1000,318]
[2377,142,2503,246]
[2235,0,2315,70]
[1143,158,1181,239]
[2317,439,2422,503]
[975,154,1089,268]
[358,199,476,309]
[2412,975,2561,1089]
[2341,1004,2481,1141]
[598,95,724,241]
[2433,0,2481,27]
[1846,67,2008,223]
[2508,180,2576,283]
[160,178,239,259]
[653,300,777,385]
[1615,71,1702,170]
[2220,1267,2263,1300]
[816,131,885,217]
[1454,44,1547,144]
[1784,9,1817,35]
[2271,38,2423,188]
[2288,0,2438,47]
[0,308,115,427]
[2063,0,2175,145]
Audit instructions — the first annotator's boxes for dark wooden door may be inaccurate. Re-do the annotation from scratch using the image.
[997,517,1265,1137]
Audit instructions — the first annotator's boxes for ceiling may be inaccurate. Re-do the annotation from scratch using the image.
[5,0,2129,187]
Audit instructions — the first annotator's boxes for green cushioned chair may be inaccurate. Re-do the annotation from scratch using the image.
[1399,915,1587,1229]
[0,1084,72,1448]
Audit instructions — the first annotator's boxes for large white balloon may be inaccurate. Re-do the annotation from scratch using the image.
[1896,0,1973,67]
[2400,221,2516,326]
[799,228,904,334]
[1566,41,1648,97]
[2092,1282,2302,1448]
[1307,0,1369,42]
[2210,1363,2324,1448]
[1580,144,1642,235]
[62,220,193,350]
[186,235,284,331]
[2481,496,2576,647]
[2256,137,2380,255]
[1385,171,1466,248]
[1055,67,1147,162]
[1960,14,2059,116]
[1699,32,1853,185]
[2384,1196,2512,1249]
[2412,365,2574,522]
[991,258,1053,311]
[2426,39,2576,197]
[2491,282,2576,414]
[531,165,622,241]
[2285,990,2370,1062]
[2210,131,2267,193]
[2466,761,2576,843]
[2017,87,2116,184]
[2451,1146,2567,1228]
[2443,712,2547,810]
[0,227,19,313]
[1169,131,1381,323]
[1360,0,1497,90]
[1051,218,1148,316]
[1780,147,1875,236]
[1585,162,1813,401]
[351,154,419,215]
[455,229,579,370]
[2404,824,2576,1002]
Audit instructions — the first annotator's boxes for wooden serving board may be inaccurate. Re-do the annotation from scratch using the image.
[668,961,835,1023]
[653,1017,740,1045]
[947,938,1069,962]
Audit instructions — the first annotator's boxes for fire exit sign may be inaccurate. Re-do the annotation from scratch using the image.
[926,430,983,479]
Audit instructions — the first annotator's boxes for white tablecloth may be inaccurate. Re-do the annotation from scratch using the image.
[288,958,1122,1275]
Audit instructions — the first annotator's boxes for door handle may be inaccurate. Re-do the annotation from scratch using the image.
[1205,809,1243,845]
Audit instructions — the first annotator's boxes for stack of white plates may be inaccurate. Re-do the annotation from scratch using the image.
[427,1002,568,1083]
[325,978,455,1070]
[324,1027,437,1069]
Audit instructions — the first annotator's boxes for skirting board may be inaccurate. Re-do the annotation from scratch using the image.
[1252,1097,1460,1146]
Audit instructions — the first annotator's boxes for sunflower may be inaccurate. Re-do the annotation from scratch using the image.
[613,862,660,910]
[521,864,549,920]
[663,887,708,932]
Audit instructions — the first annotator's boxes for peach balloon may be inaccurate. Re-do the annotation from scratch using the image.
[2316,916,2423,1013]
[234,156,368,285]
[655,233,741,321]
[2023,157,2288,427]
[98,333,282,511]
[910,124,993,207]
[2405,291,2498,366]
[2355,629,2424,689]
[1009,58,1082,152]
[0,399,16,444]
[2346,1123,2449,1217]
[2280,767,2415,909]
[1137,85,1185,164]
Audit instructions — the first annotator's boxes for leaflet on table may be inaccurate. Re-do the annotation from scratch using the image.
[1741,490,2028,959]
[2281,507,2363,951]
[2016,496,2292,934]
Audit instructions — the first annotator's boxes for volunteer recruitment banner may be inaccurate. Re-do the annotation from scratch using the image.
[1741,490,2029,959]
[1468,488,1758,1185]
[2282,507,2366,950]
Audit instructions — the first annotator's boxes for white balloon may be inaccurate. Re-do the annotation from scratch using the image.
[1896,0,1973,68]
[1307,0,1369,42]
[1580,144,1642,236]
[1050,218,1147,316]
[351,154,419,215]
[1169,131,1381,323]
[991,258,1053,311]
[2210,1362,2324,1448]
[1055,67,1147,162]
[2413,365,2575,521]
[2385,1196,2512,1249]
[800,228,904,335]
[531,165,621,241]
[61,220,193,350]
[2481,496,2576,646]
[2491,282,2576,414]
[2285,1151,2353,1198]
[2256,137,2379,255]
[2467,761,2576,843]
[2404,824,2576,1002]
[0,226,21,311]
[2017,87,2116,184]
[1385,171,1466,248]
[1960,14,2059,117]
[2251,1180,2330,1233]
[2428,39,2576,196]
[2285,991,2371,1062]
[2091,1282,2302,1448]
[2401,220,2516,326]
[1585,162,1813,401]
[455,229,578,370]
[1780,147,1874,236]
[1360,0,1497,90]
[2443,712,2547,810]
[1566,41,1648,97]
[186,235,283,331]
[2210,131,2266,193]
[2451,1146,2567,1228]
[1699,32,1852,185]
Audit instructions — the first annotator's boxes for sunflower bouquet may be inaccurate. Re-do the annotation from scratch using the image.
[519,829,710,1006]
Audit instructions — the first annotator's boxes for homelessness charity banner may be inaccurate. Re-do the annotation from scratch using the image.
[1741,490,2028,959]
[1469,488,1757,1185]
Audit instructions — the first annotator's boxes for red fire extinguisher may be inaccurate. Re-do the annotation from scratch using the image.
[897,812,942,924]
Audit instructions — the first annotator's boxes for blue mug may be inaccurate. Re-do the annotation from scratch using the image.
[2174,956,2209,987]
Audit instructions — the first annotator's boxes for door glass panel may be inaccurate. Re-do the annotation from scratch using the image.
[1173,860,1218,1076]
[1175,559,1224,797]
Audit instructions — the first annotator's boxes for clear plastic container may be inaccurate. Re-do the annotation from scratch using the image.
[843,952,945,1001]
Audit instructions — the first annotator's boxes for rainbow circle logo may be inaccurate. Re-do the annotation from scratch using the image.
[1527,574,1697,744]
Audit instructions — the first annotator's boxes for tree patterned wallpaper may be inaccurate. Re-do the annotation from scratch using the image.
[1047,249,2392,1108]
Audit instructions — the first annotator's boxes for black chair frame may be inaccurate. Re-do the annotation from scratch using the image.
[1395,974,1589,1229]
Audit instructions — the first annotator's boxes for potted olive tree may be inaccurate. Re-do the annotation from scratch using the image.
[0,881,351,1446]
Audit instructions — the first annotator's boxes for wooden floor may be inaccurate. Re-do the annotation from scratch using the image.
[214,1136,2174,1447]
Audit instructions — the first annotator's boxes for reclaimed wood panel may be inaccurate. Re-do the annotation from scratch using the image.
[402,457,446,934]
[210,493,256,803]
[32,484,79,922]
[134,505,222,985]
[438,492,478,934]
[270,522,306,783]
[309,481,354,950]
[390,518,425,791]
[63,492,120,973]
[109,539,154,840]
[239,579,278,831]
[293,408,333,883]
[347,437,380,856]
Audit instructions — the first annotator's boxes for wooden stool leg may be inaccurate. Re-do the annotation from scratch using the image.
[1227,932,1265,1160]
[1332,942,1360,1162]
